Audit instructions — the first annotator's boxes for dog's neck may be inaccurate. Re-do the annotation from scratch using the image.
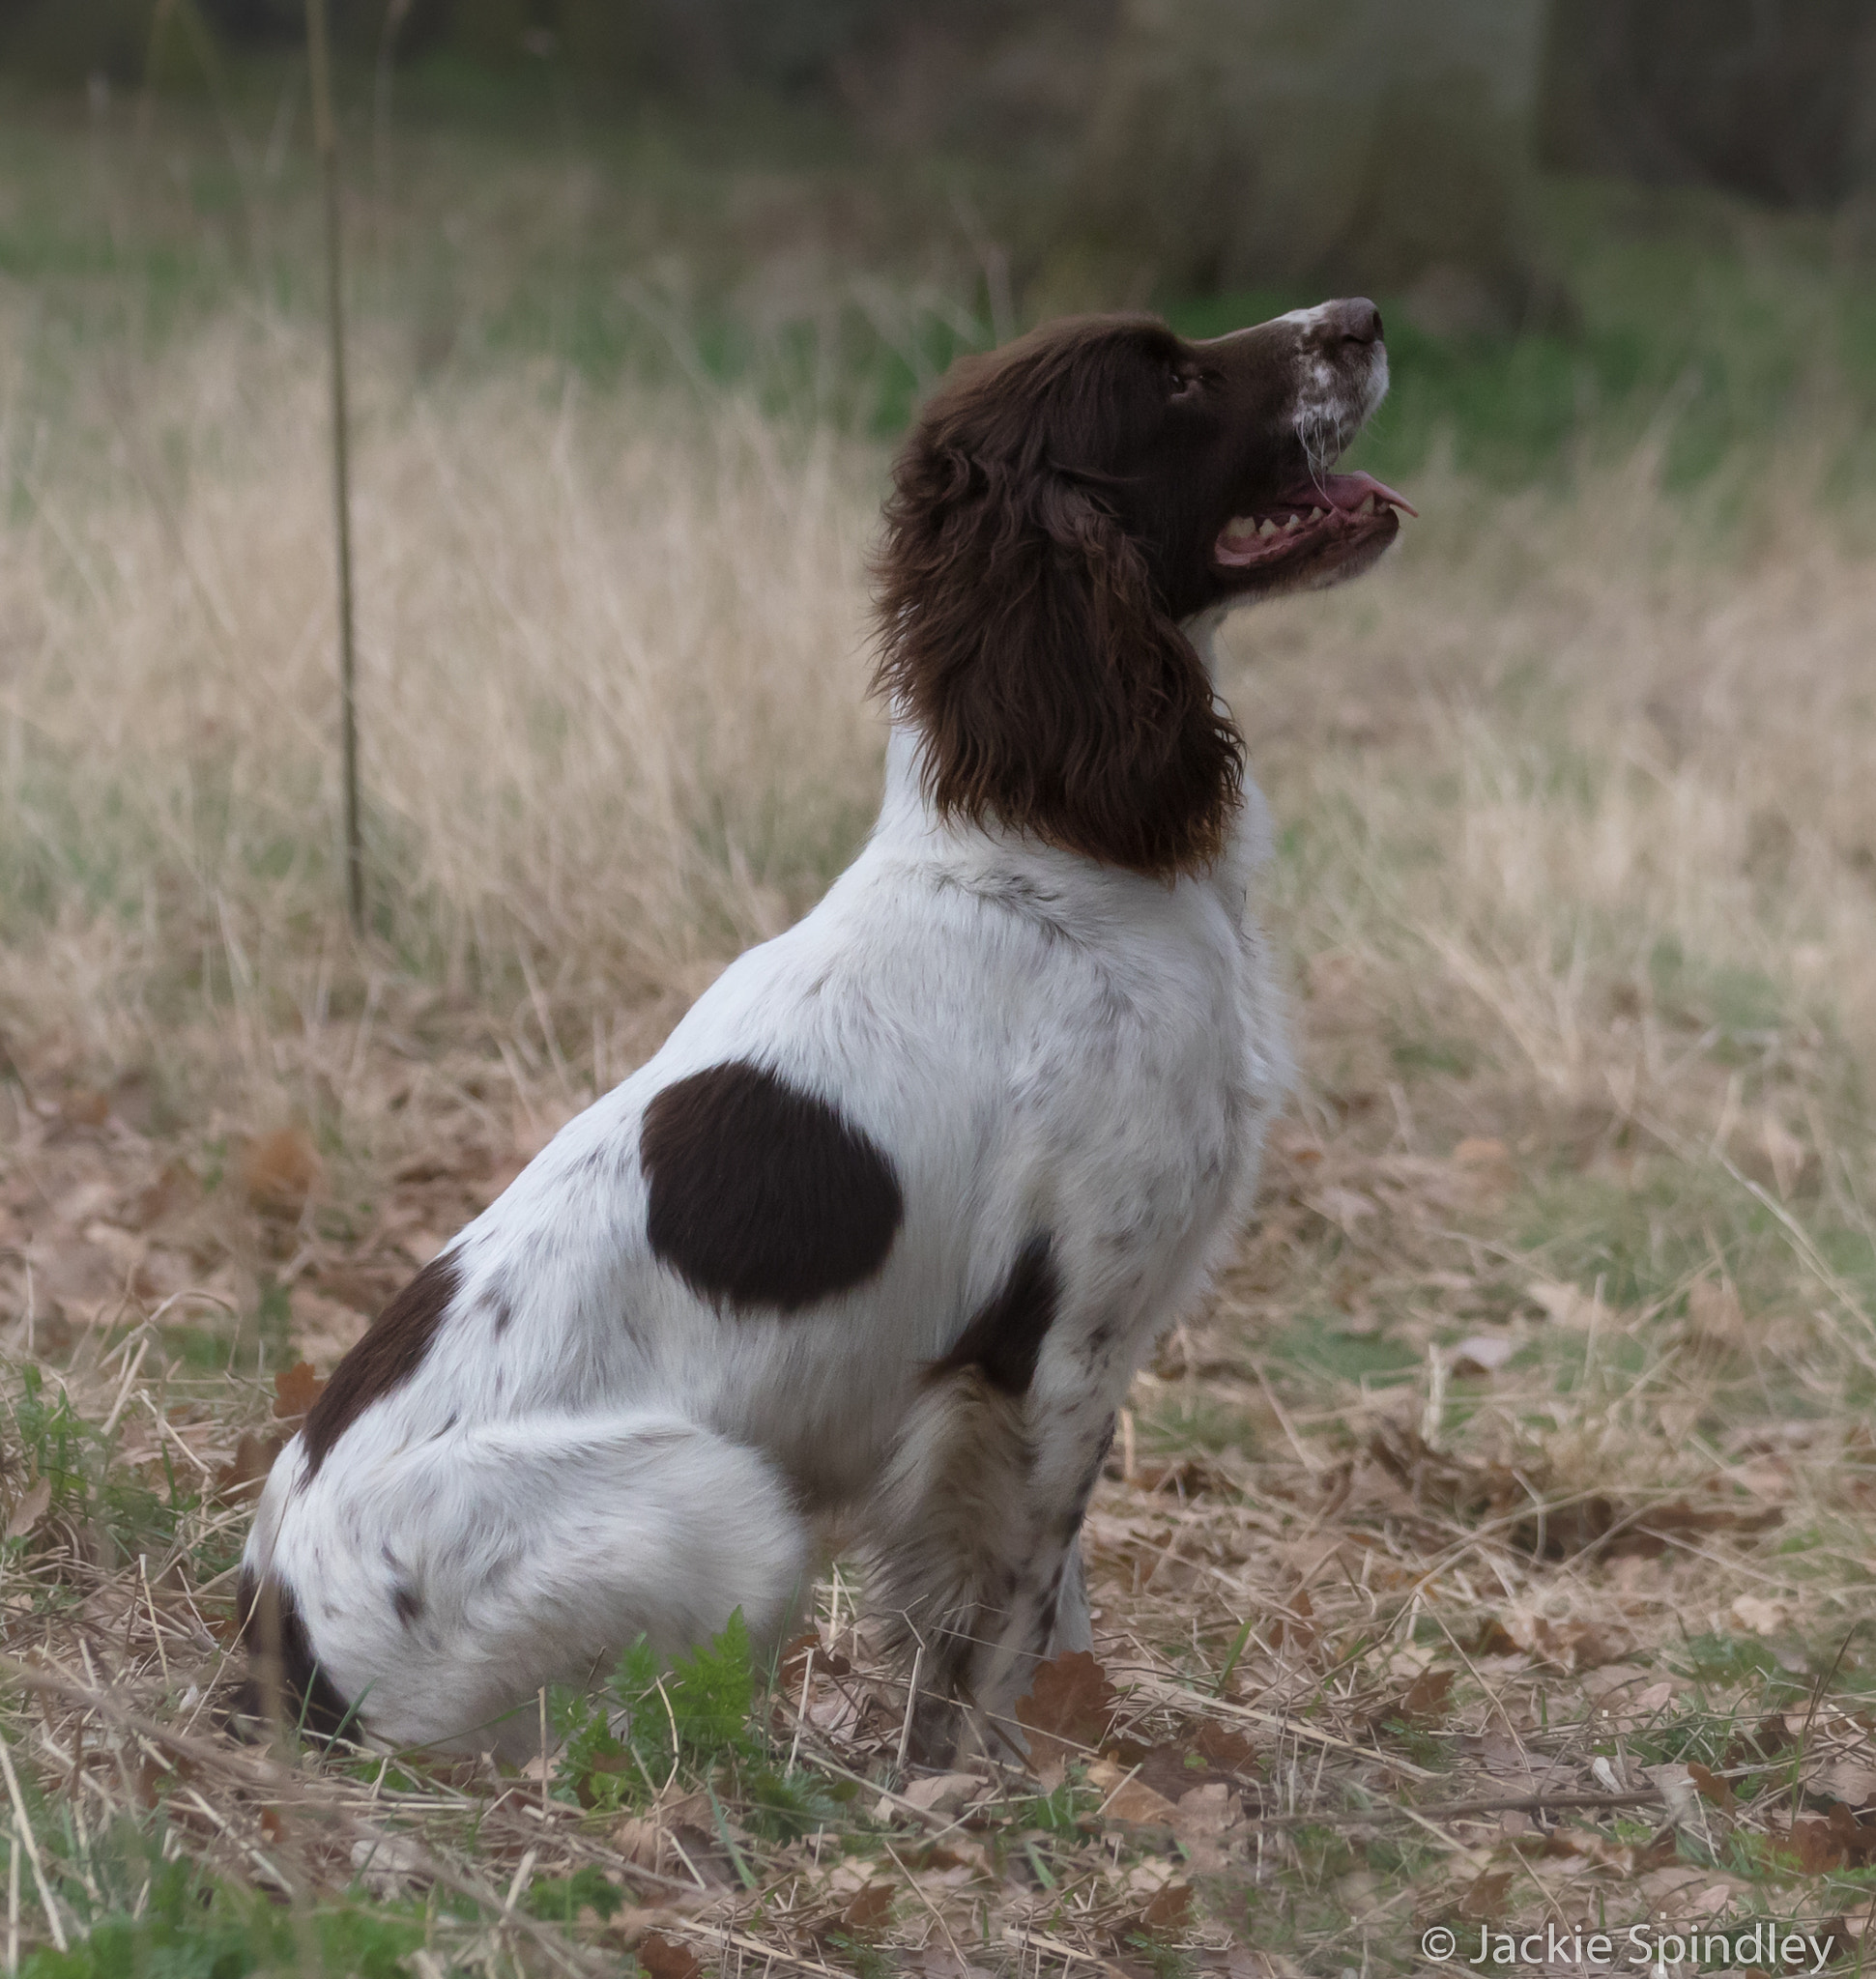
[871,605,1265,906]
[1181,606,1233,679]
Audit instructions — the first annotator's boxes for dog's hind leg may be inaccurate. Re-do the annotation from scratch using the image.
[248,1410,810,1758]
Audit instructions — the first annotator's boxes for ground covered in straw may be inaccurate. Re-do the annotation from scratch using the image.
[8,606,1876,1976]
[6,82,1876,1979]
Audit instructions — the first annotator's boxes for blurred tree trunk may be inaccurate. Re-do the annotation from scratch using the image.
[1537,0,1876,207]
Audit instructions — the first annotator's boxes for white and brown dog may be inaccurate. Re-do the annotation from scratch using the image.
[239,301,1411,1759]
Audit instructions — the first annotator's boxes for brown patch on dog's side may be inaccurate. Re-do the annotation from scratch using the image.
[301,1249,464,1478]
[641,1060,904,1312]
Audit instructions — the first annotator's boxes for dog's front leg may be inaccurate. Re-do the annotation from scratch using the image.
[861,1362,1112,1764]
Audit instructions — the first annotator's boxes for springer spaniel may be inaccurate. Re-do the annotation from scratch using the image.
[239,300,1410,1759]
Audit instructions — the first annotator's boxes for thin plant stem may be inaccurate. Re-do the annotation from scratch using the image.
[306,0,366,933]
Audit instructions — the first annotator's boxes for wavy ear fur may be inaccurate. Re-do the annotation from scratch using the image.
[873,339,1243,879]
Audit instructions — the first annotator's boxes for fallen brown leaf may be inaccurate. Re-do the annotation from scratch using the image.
[897,1771,985,1814]
[241,1127,323,1219]
[612,1817,664,1871]
[1172,1781,1241,1839]
[1370,1425,1781,1562]
[1139,1879,1194,1929]
[1786,1806,1876,1874]
[214,1430,283,1503]
[636,1933,703,1979]
[1194,1719,1257,1774]
[1270,1586,1316,1649]
[1687,1761,1735,1812]
[1458,1869,1512,1918]
[1113,1739,1225,1802]
[5,1477,51,1541]
[272,1360,325,1424]
[1510,1615,1621,1673]
[61,1088,109,1129]
[1606,1499,1783,1560]
[1127,1455,1234,1498]
[1468,1617,1522,1658]
[839,1881,897,1934]
[129,1160,198,1230]
[779,1631,851,1690]
[1398,1668,1455,1723]
[1015,1649,1116,1779]
[1088,1762,1180,1827]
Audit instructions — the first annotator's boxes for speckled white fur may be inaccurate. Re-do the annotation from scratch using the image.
[1284,301,1391,481]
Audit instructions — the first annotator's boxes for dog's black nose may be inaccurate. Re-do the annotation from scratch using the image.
[1323,298,1384,347]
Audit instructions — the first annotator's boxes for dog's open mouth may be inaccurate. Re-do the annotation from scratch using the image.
[1213,471,1416,570]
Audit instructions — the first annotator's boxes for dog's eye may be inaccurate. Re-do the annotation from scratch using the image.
[1169,365,1204,400]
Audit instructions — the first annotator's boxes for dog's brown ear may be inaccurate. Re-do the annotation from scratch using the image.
[873,412,1242,877]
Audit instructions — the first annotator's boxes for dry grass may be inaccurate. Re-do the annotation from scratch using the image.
[5,278,1876,1975]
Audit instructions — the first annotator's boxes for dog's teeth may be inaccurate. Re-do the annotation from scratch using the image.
[1308,506,1324,523]
[1282,513,1301,532]
[1226,517,1254,536]
[1256,517,1279,538]
[1357,493,1375,515]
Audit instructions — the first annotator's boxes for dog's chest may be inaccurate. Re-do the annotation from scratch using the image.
[961,858,1282,1339]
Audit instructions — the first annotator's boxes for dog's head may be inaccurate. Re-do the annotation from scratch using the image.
[874,302,1410,876]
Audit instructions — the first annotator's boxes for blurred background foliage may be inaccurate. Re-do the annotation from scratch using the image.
[4,0,1876,489]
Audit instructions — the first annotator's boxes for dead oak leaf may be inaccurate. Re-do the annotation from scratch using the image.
[1269,1586,1316,1649]
[1786,1807,1876,1875]
[241,1127,323,1219]
[1687,1761,1736,1812]
[1307,1185,1378,1234]
[1399,1668,1455,1723]
[636,1934,703,1979]
[273,1361,325,1426]
[1127,1455,1234,1497]
[838,1881,897,1935]
[897,1771,987,1814]
[1110,1738,1222,1800]
[1365,1666,1456,1736]
[1172,1781,1241,1840]
[1016,1649,1116,1781]
[1088,1761,1180,1827]
[902,1953,998,1979]
[1458,1870,1512,1919]
[1510,1615,1621,1673]
[1468,1617,1521,1658]
[1606,1500,1783,1560]
[779,1630,851,1690]
[214,1430,283,1504]
[128,1160,198,1231]
[1194,1719,1257,1774]
[1137,1879,1194,1930]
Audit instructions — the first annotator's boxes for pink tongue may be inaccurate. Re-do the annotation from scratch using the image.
[1284,471,1417,518]
[1212,469,1414,568]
